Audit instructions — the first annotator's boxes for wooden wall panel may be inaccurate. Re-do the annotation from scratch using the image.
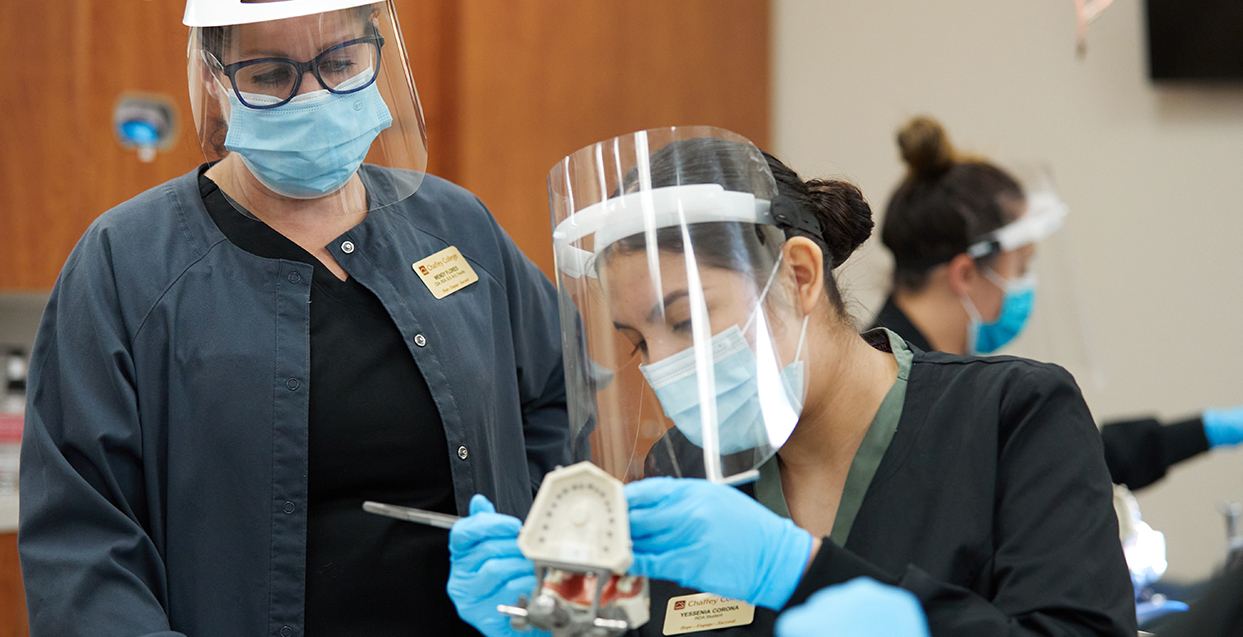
[0,0,202,290]
[0,535,25,637]
[453,0,771,277]
[391,0,459,180]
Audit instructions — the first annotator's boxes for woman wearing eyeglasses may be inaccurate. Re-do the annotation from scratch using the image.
[17,2,569,636]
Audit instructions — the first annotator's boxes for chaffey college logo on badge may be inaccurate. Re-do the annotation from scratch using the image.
[673,601,686,610]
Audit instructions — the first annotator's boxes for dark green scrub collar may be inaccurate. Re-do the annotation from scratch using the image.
[755,328,912,547]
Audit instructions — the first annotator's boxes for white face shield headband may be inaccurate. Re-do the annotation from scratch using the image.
[965,191,1068,259]
[553,184,775,280]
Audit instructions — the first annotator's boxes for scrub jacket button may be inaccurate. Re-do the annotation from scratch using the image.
[457,446,469,460]
[283,501,295,514]
[414,334,427,347]
[280,626,293,637]
[286,378,300,391]
[287,272,301,284]
[341,241,355,254]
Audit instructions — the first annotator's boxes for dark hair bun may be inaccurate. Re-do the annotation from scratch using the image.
[763,151,874,267]
[897,116,954,178]
[805,178,874,266]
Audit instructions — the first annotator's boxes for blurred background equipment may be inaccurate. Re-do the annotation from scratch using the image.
[112,94,178,163]
[1074,0,1115,55]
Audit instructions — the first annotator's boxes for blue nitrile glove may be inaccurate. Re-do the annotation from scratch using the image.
[775,578,929,637]
[1136,597,1190,626]
[447,495,550,637]
[1204,406,1243,448]
[624,477,813,610]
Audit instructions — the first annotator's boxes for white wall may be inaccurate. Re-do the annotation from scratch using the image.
[774,0,1243,581]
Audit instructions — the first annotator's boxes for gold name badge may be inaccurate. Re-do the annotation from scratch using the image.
[663,593,755,635]
[412,246,480,299]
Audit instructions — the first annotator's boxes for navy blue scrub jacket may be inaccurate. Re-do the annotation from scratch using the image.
[18,166,571,637]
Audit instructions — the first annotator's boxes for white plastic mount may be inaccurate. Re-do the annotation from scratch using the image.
[518,462,632,574]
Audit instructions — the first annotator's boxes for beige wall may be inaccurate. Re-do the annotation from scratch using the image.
[774,0,1243,581]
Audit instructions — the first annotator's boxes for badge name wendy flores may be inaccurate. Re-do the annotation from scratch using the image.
[663,592,755,635]
[413,246,479,299]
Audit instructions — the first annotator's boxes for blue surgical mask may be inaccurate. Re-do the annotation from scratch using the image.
[960,270,1037,354]
[223,72,393,199]
[638,317,808,455]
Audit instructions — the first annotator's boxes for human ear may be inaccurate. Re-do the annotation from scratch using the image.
[781,237,825,316]
[945,253,979,297]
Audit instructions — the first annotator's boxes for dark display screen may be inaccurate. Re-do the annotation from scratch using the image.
[1147,0,1243,80]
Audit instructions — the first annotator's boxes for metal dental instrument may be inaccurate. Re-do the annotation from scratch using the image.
[362,501,461,529]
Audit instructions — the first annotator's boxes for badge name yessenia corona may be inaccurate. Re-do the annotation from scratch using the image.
[413,246,479,299]
[662,592,755,635]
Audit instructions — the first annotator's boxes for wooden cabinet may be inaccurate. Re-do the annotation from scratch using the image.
[1,0,767,288]
[0,534,24,637]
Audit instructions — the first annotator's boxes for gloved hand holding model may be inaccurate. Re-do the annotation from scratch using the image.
[625,477,814,610]
[447,495,550,637]
[775,577,930,637]
[1203,406,1243,449]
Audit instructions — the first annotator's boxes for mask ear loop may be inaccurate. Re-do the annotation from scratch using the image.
[958,293,984,324]
[742,253,811,369]
[793,314,809,365]
[958,294,983,354]
[959,256,991,326]
[981,266,1011,291]
[743,253,785,336]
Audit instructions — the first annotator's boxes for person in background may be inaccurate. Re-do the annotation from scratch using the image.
[1156,560,1243,636]
[17,2,568,636]
[871,116,1243,492]
[447,129,1136,637]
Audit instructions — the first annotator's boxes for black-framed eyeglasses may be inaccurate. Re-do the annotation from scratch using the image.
[222,34,385,109]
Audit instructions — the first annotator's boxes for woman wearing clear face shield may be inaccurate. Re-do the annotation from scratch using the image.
[17,2,569,636]
[447,127,1136,637]
[870,117,1243,496]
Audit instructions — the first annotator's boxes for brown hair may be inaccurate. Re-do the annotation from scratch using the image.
[764,151,873,318]
[764,152,873,270]
[882,116,1023,291]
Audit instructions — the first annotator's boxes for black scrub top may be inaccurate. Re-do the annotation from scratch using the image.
[871,295,1210,490]
[632,329,1136,637]
[200,173,476,636]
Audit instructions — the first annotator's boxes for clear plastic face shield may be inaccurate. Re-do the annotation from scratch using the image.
[185,0,427,215]
[550,127,809,486]
[978,164,1105,390]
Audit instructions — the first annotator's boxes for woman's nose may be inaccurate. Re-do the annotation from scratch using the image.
[295,69,322,96]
